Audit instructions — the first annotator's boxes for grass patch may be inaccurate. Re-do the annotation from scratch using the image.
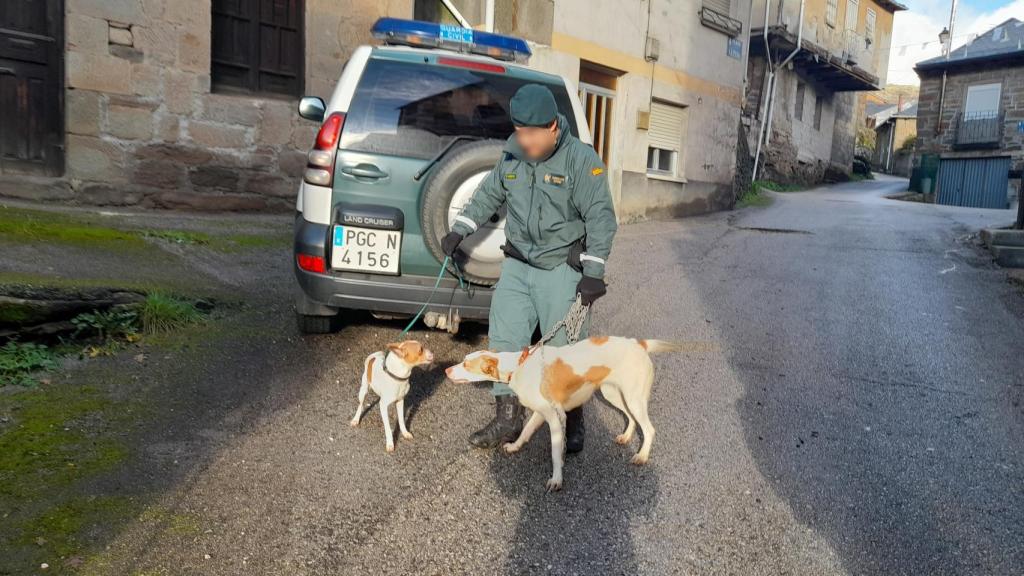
[0,341,59,387]
[138,293,202,334]
[751,179,806,193]
[141,229,212,245]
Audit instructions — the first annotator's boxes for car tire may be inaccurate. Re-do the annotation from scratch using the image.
[296,312,340,334]
[420,139,507,286]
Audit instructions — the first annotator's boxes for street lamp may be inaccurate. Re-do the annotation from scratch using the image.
[939,27,950,56]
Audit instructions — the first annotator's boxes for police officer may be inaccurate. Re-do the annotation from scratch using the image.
[442,84,617,452]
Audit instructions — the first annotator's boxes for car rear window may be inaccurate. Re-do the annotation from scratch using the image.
[340,57,579,160]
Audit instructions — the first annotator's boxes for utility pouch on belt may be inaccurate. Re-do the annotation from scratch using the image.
[502,242,528,263]
[567,237,586,273]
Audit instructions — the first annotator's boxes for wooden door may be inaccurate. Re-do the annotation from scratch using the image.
[0,0,63,176]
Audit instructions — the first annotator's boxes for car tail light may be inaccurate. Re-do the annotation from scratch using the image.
[304,112,345,187]
[296,253,326,274]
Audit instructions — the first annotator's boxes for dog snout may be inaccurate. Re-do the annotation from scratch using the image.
[444,366,452,378]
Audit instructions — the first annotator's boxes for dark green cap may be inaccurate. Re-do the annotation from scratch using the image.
[510,84,558,127]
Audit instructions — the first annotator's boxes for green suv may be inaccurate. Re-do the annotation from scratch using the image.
[292,18,592,333]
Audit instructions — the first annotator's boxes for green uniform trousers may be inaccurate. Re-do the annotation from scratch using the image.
[488,258,589,396]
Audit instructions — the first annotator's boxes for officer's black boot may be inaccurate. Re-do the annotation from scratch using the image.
[565,406,585,454]
[469,395,523,449]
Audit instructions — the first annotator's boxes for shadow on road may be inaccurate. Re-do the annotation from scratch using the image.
[488,401,659,575]
[678,194,1024,574]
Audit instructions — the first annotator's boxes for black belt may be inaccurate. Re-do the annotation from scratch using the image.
[501,237,586,273]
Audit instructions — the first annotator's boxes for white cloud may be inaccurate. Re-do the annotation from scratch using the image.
[886,0,1024,86]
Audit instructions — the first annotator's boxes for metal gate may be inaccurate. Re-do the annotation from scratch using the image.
[936,157,1010,209]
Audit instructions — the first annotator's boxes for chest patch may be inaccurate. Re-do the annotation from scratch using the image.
[543,173,567,186]
[504,173,517,180]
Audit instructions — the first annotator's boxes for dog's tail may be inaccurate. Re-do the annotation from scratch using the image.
[638,339,685,354]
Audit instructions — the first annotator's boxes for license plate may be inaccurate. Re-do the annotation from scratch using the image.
[331,225,401,274]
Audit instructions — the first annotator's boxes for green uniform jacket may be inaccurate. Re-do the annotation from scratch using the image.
[451,114,617,279]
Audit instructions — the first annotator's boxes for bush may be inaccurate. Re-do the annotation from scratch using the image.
[0,341,58,387]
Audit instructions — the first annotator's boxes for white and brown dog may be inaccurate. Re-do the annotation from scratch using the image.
[446,336,680,490]
[352,340,434,452]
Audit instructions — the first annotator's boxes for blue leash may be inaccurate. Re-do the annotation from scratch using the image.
[397,256,467,336]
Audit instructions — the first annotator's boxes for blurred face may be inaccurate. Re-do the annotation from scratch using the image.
[514,121,558,161]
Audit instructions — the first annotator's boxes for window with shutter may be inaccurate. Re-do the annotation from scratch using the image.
[865,8,876,47]
[646,100,687,178]
[845,0,859,32]
[826,0,838,27]
[704,0,731,16]
[212,0,304,97]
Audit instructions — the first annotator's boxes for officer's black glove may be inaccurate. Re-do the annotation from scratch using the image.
[441,231,465,257]
[576,276,606,306]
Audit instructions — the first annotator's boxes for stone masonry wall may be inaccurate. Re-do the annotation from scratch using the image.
[916,62,1024,171]
[58,0,411,211]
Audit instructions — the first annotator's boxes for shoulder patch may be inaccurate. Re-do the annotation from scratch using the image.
[591,167,603,176]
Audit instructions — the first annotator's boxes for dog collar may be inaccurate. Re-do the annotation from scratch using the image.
[381,351,411,381]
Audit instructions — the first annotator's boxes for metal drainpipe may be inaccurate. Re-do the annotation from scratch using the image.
[741,0,755,102]
[750,0,773,182]
[936,0,959,135]
[484,0,495,32]
[753,0,804,181]
[440,0,471,28]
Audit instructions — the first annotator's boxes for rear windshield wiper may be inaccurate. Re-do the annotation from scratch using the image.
[413,136,481,181]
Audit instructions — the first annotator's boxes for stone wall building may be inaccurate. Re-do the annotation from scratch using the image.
[2,0,412,210]
[915,19,1024,172]
[0,0,751,221]
[745,0,904,184]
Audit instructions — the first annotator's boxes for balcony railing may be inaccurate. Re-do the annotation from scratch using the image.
[954,110,1004,149]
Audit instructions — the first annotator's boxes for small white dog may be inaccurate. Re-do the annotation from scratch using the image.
[351,340,434,452]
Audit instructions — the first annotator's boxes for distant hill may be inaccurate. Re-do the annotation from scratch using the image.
[864,84,919,106]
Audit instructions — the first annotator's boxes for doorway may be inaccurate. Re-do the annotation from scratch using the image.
[0,0,64,176]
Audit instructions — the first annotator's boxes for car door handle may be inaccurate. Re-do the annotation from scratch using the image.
[340,164,388,180]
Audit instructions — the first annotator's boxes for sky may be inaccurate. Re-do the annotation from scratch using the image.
[887,0,1024,85]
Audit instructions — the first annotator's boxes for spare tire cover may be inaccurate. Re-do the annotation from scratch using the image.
[420,140,508,286]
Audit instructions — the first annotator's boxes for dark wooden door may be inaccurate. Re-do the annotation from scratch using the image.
[0,0,63,176]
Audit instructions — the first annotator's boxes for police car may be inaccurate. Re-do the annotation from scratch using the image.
[292,18,593,333]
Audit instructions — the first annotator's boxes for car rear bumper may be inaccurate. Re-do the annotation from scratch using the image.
[293,214,493,320]
[295,266,493,320]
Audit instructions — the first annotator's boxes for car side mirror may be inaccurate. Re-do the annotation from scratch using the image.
[298,96,326,122]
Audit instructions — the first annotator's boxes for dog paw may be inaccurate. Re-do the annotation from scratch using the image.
[401,431,414,440]
[545,477,563,492]
[615,433,632,445]
[386,444,395,453]
[503,442,520,454]
[630,453,649,466]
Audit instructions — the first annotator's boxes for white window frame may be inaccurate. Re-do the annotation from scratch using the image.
[826,0,838,28]
[964,82,1002,117]
[865,8,876,49]
[578,81,615,167]
[845,0,859,32]
[646,100,687,179]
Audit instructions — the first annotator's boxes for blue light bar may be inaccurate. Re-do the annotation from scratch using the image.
[371,18,532,63]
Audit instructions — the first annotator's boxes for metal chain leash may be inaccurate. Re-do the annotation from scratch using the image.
[536,294,590,347]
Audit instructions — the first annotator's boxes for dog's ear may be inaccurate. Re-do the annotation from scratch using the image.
[482,356,501,380]
[386,342,404,356]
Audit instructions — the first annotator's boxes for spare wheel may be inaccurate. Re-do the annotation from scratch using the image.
[420,140,508,286]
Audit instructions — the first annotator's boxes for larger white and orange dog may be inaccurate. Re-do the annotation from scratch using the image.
[447,336,680,491]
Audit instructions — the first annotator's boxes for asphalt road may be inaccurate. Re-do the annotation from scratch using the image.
[33,177,1024,575]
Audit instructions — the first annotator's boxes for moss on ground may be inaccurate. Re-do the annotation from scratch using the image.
[0,208,147,251]
[0,206,289,254]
